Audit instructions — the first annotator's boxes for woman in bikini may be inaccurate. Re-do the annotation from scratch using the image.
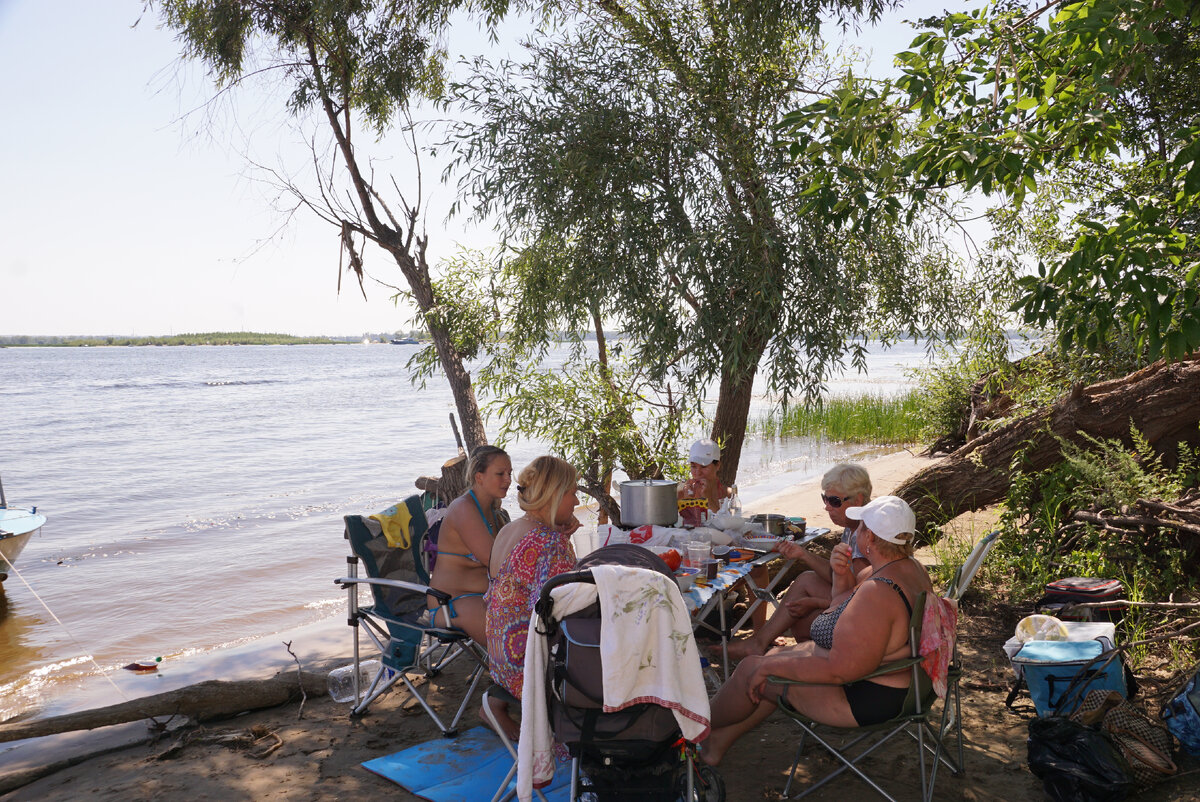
[426,445,512,645]
[484,455,582,739]
[701,495,932,766]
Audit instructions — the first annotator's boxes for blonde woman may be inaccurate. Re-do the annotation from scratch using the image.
[484,456,582,738]
[427,445,511,645]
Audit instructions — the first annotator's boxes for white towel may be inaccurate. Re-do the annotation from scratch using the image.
[517,582,597,801]
[589,564,711,740]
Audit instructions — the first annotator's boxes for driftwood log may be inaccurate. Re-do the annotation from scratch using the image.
[896,355,1200,537]
[0,669,327,744]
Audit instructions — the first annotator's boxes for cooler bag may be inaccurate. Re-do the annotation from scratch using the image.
[1037,577,1125,622]
[1012,639,1127,717]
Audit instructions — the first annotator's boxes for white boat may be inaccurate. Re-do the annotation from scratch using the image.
[0,476,43,582]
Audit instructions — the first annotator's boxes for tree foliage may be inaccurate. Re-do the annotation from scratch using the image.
[151,0,532,453]
[449,2,972,482]
[781,0,1200,363]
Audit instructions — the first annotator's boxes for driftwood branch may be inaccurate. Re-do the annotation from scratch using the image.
[1061,599,1200,612]
[0,670,327,744]
[283,641,308,721]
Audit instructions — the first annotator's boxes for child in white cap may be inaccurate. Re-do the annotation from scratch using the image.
[677,438,729,527]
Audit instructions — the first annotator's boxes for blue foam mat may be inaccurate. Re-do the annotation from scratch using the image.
[363,726,574,802]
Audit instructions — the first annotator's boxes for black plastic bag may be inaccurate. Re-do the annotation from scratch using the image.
[1027,716,1136,802]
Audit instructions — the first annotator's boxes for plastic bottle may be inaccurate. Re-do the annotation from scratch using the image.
[698,657,723,694]
[327,659,380,703]
[728,485,742,518]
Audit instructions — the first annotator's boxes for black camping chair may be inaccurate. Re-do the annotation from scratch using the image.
[335,501,488,736]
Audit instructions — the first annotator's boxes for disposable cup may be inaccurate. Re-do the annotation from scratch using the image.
[687,541,710,569]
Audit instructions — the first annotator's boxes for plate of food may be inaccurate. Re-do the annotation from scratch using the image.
[742,535,782,551]
[675,567,700,590]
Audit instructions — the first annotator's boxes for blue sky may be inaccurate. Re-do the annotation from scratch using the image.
[0,1,951,337]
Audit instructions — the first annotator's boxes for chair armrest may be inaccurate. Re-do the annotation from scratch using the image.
[335,575,451,605]
[766,655,923,688]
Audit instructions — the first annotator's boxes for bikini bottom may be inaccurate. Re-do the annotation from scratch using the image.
[426,591,484,629]
[843,678,909,726]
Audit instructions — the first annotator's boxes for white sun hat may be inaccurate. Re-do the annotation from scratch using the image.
[845,495,916,544]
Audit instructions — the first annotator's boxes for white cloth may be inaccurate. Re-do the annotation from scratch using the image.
[590,564,711,740]
[516,566,711,801]
[517,582,596,801]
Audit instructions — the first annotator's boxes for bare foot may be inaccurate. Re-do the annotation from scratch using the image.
[699,727,734,766]
[723,635,766,662]
[480,696,520,742]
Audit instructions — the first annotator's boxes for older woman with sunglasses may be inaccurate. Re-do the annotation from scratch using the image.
[725,464,872,660]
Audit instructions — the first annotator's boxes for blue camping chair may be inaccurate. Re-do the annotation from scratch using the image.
[336,500,488,736]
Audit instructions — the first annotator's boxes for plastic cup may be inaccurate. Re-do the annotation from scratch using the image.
[687,541,710,569]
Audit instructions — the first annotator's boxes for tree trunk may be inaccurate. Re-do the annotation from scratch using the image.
[304,35,489,455]
[895,355,1200,537]
[711,360,761,487]
[0,670,328,744]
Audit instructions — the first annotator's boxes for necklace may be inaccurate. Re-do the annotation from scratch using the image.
[871,556,909,577]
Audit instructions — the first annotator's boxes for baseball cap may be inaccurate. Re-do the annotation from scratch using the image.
[688,439,720,466]
[845,495,916,544]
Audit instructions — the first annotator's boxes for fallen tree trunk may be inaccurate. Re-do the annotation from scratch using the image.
[896,355,1200,538]
[0,669,327,744]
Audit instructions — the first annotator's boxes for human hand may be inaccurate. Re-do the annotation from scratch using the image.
[776,540,808,560]
[829,542,853,579]
[784,596,828,618]
[746,657,770,704]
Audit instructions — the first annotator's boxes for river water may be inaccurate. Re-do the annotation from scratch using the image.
[0,341,940,723]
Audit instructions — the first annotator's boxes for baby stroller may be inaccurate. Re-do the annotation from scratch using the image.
[534,544,725,802]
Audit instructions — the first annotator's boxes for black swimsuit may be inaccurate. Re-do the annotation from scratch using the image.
[808,577,915,726]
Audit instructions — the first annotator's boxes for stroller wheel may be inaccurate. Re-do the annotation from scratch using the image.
[679,763,724,802]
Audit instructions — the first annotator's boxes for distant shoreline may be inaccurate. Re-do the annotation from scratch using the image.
[0,333,412,347]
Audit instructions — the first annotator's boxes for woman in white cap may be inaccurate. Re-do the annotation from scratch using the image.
[677,438,729,527]
[700,495,933,766]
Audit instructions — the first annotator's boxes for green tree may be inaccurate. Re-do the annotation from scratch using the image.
[152,0,521,452]
[450,2,971,484]
[782,0,1200,363]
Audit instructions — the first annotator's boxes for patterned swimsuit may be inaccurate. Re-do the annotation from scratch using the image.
[807,576,915,726]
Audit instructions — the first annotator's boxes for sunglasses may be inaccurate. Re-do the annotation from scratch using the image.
[821,493,852,508]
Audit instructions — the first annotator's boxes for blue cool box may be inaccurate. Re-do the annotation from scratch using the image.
[1012,639,1127,717]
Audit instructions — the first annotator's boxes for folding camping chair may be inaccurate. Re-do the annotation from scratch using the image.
[480,685,550,802]
[932,528,1001,771]
[769,591,960,802]
[336,504,489,736]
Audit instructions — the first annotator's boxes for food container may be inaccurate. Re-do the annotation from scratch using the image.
[676,567,700,591]
[619,479,680,527]
[750,513,787,536]
[743,535,781,550]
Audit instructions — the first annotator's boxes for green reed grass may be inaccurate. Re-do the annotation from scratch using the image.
[751,391,924,444]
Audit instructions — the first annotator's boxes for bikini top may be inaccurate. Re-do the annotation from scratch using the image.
[809,577,914,651]
[435,490,498,565]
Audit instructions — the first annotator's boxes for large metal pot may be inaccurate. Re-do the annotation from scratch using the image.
[619,479,679,527]
[750,513,787,536]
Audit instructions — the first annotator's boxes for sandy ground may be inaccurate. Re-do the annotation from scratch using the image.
[5,450,1197,801]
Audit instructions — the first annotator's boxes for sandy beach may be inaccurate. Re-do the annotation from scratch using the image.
[3,449,1194,801]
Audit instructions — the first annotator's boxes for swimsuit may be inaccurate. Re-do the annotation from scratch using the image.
[427,591,485,629]
[432,489,499,564]
[806,575,916,726]
[427,490,498,618]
